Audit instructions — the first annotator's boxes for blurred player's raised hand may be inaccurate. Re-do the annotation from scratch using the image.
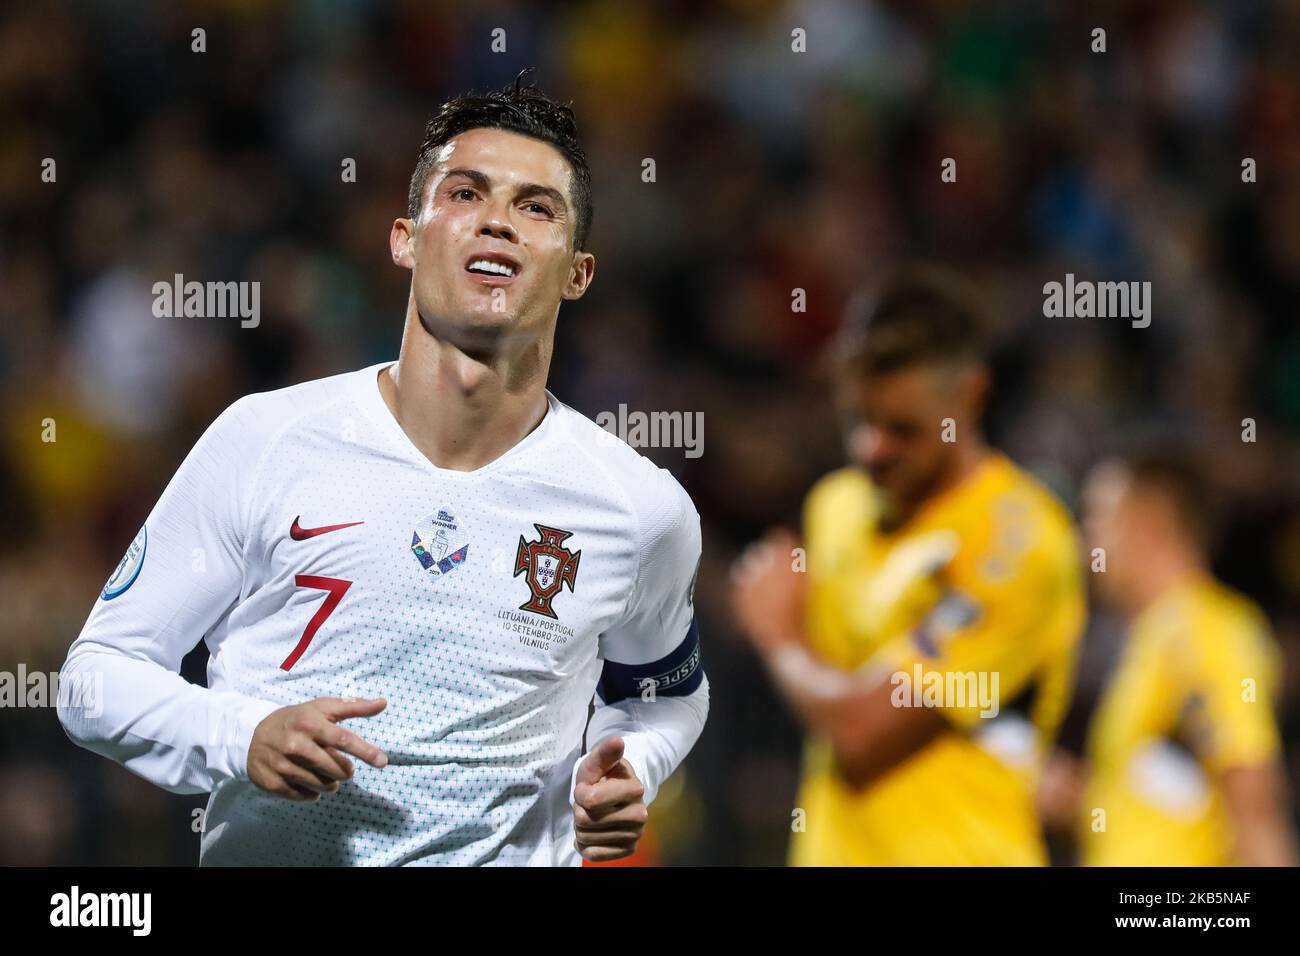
[248,697,389,802]
[729,528,807,654]
[572,736,647,862]
[1035,750,1086,835]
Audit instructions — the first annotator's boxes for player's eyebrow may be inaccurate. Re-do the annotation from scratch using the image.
[442,167,568,214]
[442,167,491,192]
[515,183,568,215]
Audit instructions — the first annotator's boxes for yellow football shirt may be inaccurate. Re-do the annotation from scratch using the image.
[1082,575,1282,866]
[791,453,1085,866]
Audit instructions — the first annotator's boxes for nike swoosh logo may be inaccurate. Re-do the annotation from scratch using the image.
[290,516,365,540]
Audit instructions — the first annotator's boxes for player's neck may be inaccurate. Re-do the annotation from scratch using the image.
[885,440,990,531]
[1126,549,1205,617]
[382,317,552,473]
[936,438,989,500]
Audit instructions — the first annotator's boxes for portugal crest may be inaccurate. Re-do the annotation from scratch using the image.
[514,524,581,619]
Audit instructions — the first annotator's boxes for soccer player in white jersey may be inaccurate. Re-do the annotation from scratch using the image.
[57,75,709,866]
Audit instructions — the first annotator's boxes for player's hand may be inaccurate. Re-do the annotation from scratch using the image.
[247,696,389,802]
[1036,749,1086,834]
[572,736,647,862]
[729,527,807,654]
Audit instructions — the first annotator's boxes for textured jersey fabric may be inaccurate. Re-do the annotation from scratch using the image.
[59,362,707,866]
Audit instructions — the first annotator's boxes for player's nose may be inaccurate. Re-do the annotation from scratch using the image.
[478,207,518,243]
[848,424,884,467]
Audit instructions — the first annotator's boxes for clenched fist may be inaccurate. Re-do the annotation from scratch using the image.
[572,736,647,862]
[247,697,389,801]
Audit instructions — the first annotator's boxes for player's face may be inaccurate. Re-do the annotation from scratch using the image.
[840,363,964,505]
[1083,464,1141,606]
[392,127,594,348]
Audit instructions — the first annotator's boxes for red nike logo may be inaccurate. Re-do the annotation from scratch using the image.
[290,516,365,540]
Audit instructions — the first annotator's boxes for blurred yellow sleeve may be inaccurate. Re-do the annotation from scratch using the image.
[1185,605,1282,775]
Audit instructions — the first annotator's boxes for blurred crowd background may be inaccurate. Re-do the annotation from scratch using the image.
[3,0,1300,865]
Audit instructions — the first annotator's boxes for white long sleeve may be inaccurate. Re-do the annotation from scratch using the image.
[574,674,709,805]
[57,396,281,794]
[570,457,708,806]
[59,647,281,794]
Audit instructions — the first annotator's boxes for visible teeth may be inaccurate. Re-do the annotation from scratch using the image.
[468,259,515,276]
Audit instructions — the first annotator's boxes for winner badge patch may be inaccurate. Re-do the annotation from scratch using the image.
[410,507,470,581]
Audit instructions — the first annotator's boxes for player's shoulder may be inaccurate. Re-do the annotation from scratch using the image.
[1155,577,1279,683]
[1189,578,1274,647]
[209,364,373,448]
[803,466,875,539]
[987,453,1078,546]
[944,453,1080,595]
[548,395,699,536]
[223,364,365,424]
[806,466,873,510]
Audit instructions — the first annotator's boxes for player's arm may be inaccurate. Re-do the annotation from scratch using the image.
[1192,618,1298,866]
[1221,763,1298,866]
[732,527,1072,790]
[1036,747,1087,837]
[57,397,386,798]
[771,652,947,788]
[571,475,709,862]
[728,533,944,788]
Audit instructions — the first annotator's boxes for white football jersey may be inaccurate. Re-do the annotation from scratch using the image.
[59,362,707,866]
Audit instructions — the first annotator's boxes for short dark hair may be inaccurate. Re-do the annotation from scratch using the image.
[407,70,593,251]
[1116,441,1215,545]
[836,264,988,378]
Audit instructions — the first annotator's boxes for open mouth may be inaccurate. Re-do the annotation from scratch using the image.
[464,253,521,285]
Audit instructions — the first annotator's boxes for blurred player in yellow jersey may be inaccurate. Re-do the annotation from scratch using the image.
[1058,449,1296,866]
[730,266,1085,865]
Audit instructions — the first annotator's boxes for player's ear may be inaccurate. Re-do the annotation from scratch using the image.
[957,363,990,418]
[562,250,595,301]
[390,217,417,271]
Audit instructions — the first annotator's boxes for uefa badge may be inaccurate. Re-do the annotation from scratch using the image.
[102,526,148,600]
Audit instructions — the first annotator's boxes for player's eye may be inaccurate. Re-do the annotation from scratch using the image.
[451,187,477,201]
[890,421,921,440]
[523,201,552,216]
